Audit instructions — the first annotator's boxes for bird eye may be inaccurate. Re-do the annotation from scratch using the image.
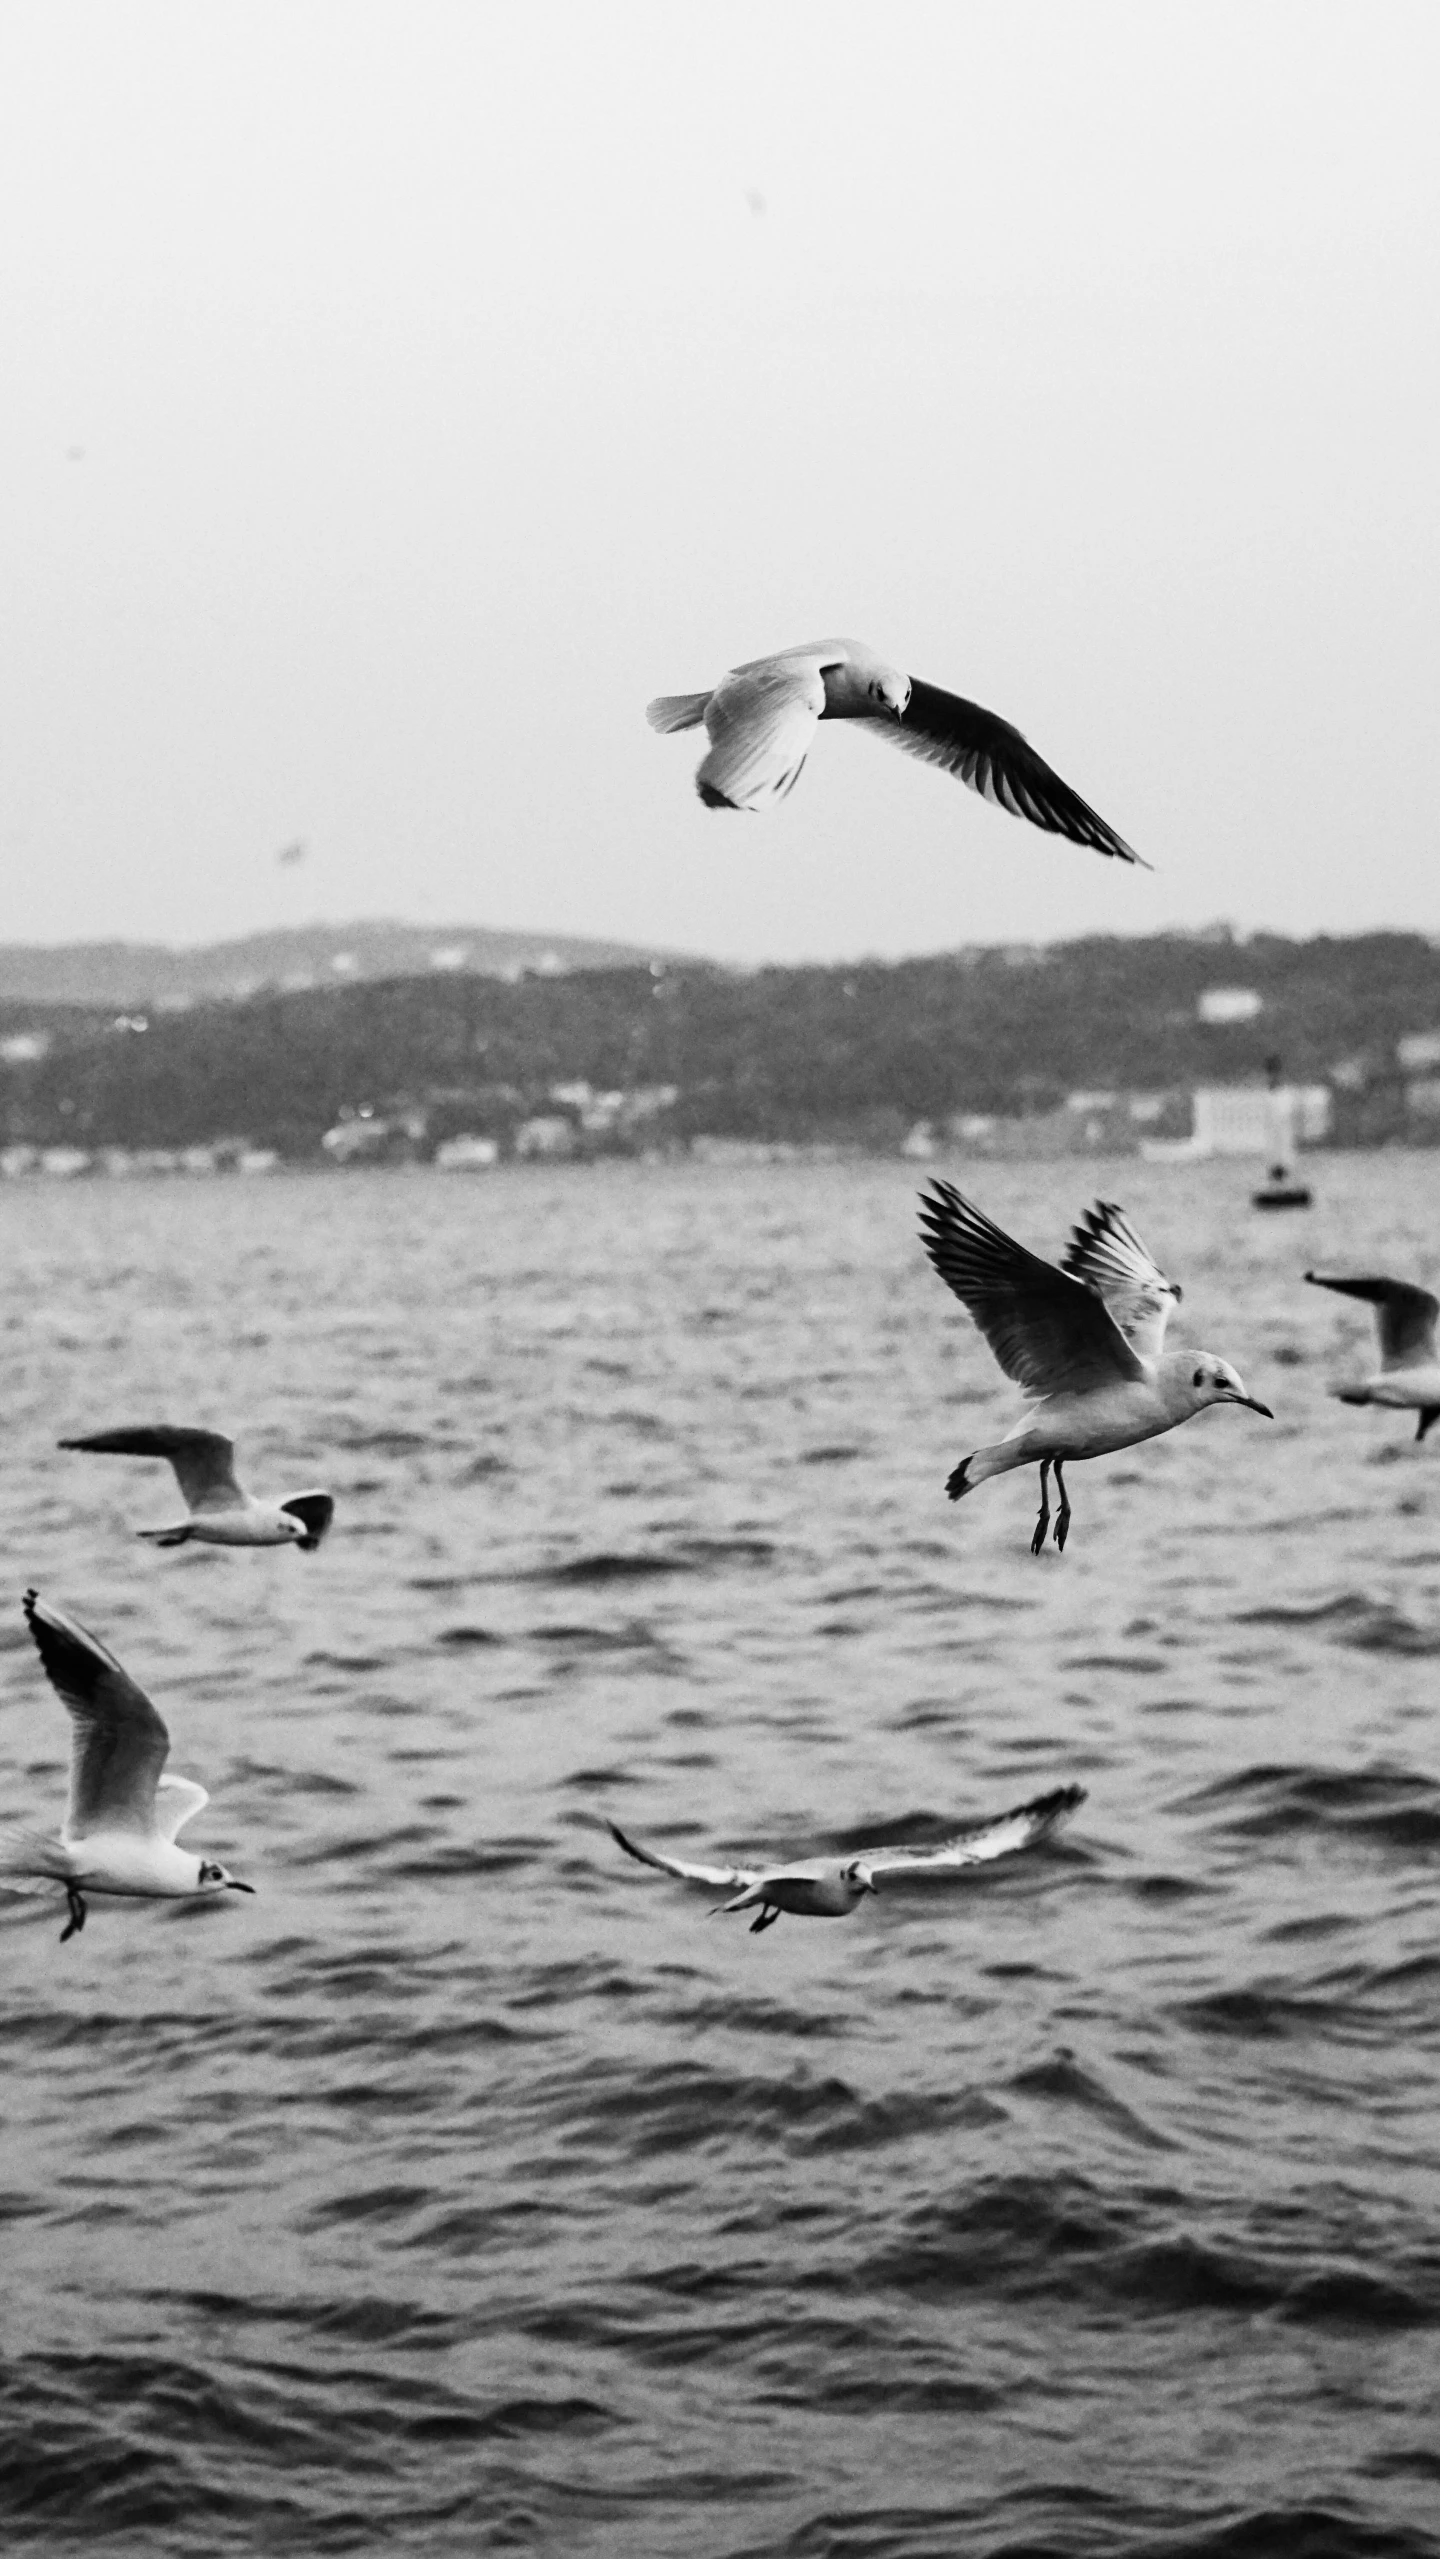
[199,1861,223,1884]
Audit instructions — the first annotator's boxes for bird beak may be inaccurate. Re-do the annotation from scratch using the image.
[864,1875,878,1894]
[1233,1395,1273,1417]
[226,1879,256,1893]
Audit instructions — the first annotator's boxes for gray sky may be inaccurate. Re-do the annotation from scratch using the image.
[2,0,1437,963]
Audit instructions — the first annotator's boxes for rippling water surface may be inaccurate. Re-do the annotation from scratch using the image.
[2,1157,1439,2558]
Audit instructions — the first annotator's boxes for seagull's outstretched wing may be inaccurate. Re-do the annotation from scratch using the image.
[1306,1273,1440,1370]
[606,1820,756,1891]
[919,1184,1144,1393]
[691,659,827,812]
[22,1590,169,1840]
[154,1775,209,1841]
[1062,1201,1180,1359]
[858,1784,1085,1877]
[858,681,1144,865]
[59,1424,244,1514]
[279,1491,334,1551]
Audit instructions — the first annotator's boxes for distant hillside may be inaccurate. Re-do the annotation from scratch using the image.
[3,930,1439,1161]
[0,920,693,1008]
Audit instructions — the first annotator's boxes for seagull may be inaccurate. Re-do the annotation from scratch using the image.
[0,1591,255,1942]
[1305,1272,1440,1440]
[919,1184,1272,1552]
[647,638,1142,862]
[58,1425,333,1550]
[606,1783,1083,1931]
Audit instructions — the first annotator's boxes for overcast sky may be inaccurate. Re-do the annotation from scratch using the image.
[2,1,1437,963]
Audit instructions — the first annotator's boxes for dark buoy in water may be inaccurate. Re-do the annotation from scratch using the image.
[1253,1055,1313,1208]
[1253,1159,1312,1211]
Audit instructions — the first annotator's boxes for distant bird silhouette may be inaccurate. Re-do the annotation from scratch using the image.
[607,1786,1083,1932]
[60,1426,333,1551]
[0,1591,254,1942]
[276,839,306,866]
[919,1185,1271,1551]
[1306,1272,1440,1439]
[648,637,1142,862]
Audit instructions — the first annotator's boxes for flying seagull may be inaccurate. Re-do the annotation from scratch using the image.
[919,1185,1272,1552]
[59,1425,333,1550]
[647,637,1142,863]
[1305,1272,1440,1440]
[0,1591,255,1941]
[606,1783,1083,1932]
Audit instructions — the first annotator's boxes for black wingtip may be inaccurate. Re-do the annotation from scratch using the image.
[945,1457,974,1502]
[279,1493,334,1552]
[917,1179,968,1260]
[1017,1783,1088,1840]
[606,1818,640,1860]
[1036,1782,1087,1819]
[696,779,739,811]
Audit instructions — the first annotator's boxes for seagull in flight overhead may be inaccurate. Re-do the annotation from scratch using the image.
[919,1185,1272,1552]
[647,638,1143,863]
[0,1591,255,1941]
[59,1425,334,1551]
[1306,1271,1440,1440]
[606,1784,1084,1932]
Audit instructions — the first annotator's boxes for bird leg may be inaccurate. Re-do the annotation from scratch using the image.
[60,1886,87,1943]
[1030,1460,1052,1556]
[1053,1459,1072,1552]
[749,1904,781,1934]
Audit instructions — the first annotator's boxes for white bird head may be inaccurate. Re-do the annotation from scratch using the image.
[279,1491,335,1550]
[1186,1358,1273,1418]
[196,1857,255,1896]
[868,668,910,719]
[842,1859,878,1896]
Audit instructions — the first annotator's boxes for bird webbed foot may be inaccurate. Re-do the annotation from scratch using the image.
[1053,1460,1072,1552]
[60,1887,86,1943]
[1030,1459,1052,1556]
[749,1905,781,1934]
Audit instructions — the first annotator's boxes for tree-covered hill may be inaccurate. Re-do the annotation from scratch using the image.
[4,930,1438,1156]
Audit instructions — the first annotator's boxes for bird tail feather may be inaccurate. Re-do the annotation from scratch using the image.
[1333,1389,1372,1407]
[0,1827,70,1886]
[946,1439,1028,1502]
[135,1523,194,1546]
[646,690,712,734]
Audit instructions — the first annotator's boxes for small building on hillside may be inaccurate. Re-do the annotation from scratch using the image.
[514,1116,575,1160]
[1197,986,1262,1025]
[1189,1084,1331,1157]
[434,1135,500,1170]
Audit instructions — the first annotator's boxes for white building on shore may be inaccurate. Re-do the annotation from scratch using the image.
[1157,1083,1332,1161]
